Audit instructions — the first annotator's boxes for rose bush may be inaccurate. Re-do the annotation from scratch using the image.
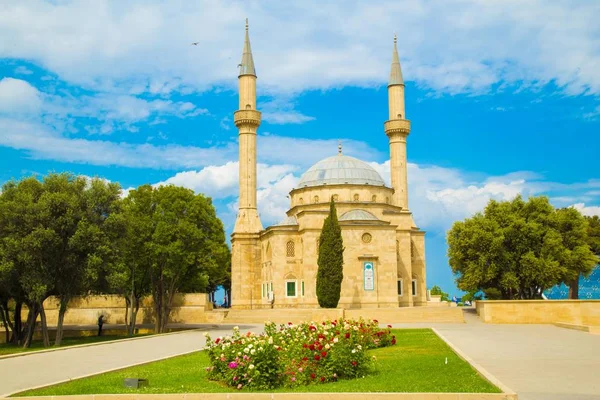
[204,319,395,390]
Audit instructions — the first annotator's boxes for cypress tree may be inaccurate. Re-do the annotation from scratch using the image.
[316,197,345,308]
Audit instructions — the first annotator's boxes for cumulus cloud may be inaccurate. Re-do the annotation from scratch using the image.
[0,1,598,96]
[572,203,600,217]
[0,78,42,114]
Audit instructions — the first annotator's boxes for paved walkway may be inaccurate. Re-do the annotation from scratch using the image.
[1,314,599,399]
[393,311,600,400]
[0,323,262,397]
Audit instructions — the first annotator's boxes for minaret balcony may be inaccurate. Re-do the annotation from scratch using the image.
[384,119,411,136]
[234,109,261,128]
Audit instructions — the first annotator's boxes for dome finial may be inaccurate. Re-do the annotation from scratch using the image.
[394,33,397,44]
[338,140,342,155]
[245,18,248,32]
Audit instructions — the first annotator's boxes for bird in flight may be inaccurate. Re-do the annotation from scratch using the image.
[191,42,199,46]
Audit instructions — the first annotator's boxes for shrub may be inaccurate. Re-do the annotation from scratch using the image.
[204,319,395,390]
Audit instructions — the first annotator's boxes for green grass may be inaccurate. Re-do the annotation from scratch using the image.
[14,329,501,395]
[0,334,150,356]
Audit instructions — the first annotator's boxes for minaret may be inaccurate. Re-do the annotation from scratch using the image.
[384,34,411,209]
[231,19,262,309]
[233,18,262,233]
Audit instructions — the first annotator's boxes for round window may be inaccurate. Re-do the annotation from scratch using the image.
[362,232,372,243]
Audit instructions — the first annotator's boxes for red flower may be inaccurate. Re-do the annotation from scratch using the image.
[321,351,327,357]
[311,373,316,380]
[387,324,392,328]
[314,355,321,361]
[309,325,317,331]
[302,357,308,361]
[303,343,308,348]
[215,338,221,344]
[345,333,351,339]
[309,344,315,351]
[373,319,378,323]
[351,361,357,367]
[320,377,326,382]
[318,344,323,351]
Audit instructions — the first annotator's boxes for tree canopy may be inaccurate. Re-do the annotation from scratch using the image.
[447,195,597,300]
[316,198,344,308]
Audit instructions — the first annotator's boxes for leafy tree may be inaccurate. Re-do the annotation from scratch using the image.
[569,215,600,298]
[429,285,449,301]
[120,185,228,333]
[317,198,344,308]
[447,195,597,300]
[0,174,120,347]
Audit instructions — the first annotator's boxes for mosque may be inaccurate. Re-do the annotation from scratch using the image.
[231,22,427,309]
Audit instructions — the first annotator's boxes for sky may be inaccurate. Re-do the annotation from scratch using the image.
[1,0,599,297]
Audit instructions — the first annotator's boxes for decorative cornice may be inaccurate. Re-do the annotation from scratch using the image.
[384,119,411,137]
[234,110,261,128]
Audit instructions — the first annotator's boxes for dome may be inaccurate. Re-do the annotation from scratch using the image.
[297,155,386,188]
[339,209,380,222]
[273,215,298,226]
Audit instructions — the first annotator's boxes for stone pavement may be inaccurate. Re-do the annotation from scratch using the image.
[392,310,600,400]
[0,323,263,397]
[2,313,599,399]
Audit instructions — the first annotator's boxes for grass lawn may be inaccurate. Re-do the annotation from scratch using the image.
[15,329,500,395]
[0,334,150,356]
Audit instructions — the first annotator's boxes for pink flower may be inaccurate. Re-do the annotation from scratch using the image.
[229,362,238,369]
[237,383,242,389]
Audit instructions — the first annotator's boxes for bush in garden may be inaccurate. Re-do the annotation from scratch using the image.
[204,319,395,390]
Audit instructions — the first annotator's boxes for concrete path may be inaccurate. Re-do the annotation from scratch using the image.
[2,314,599,399]
[393,310,600,400]
[0,324,262,397]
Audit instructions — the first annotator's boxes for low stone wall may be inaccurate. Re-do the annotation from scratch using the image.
[24,293,212,326]
[476,300,600,325]
[345,307,464,323]
[224,306,464,324]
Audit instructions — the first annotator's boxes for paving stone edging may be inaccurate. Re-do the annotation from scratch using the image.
[431,327,517,397]
[9,393,517,399]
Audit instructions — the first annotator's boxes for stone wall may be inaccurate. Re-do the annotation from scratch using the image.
[476,300,600,325]
[25,293,212,326]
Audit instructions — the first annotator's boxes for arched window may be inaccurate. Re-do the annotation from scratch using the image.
[286,240,295,257]
[353,193,359,201]
[313,195,319,203]
[298,197,304,204]
[372,195,377,202]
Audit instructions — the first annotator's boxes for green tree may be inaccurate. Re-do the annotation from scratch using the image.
[429,285,449,301]
[569,215,600,298]
[0,174,120,347]
[316,198,344,308]
[447,195,597,300]
[119,185,228,333]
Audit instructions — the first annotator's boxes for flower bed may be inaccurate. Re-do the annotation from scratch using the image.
[204,319,395,390]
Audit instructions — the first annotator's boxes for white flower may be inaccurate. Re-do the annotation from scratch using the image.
[333,337,339,343]
[244,347,250,353]
[353,326,359,331]
[268,337,274,344]
[233,326,240,331]
[203,332,209,337]
[249,364,255,370]
[237,352,242,356]
[352,349,356,354]
[251,349,256,355]
[357,345,362,350]
[325,344,330,350]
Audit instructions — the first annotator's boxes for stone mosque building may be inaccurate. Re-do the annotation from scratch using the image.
[231,22,427,309]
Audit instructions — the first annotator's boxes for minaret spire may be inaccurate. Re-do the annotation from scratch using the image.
[389,34,404,86]
[239,18,256,77]
[384,34,410,209]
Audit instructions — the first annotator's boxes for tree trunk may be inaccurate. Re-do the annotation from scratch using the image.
[12,301,22,345]
[54,298,69,346]
[39,303,50,347]
[124,296,130,328]
[0,303,10,344]
[569,275,580,299]
[23,304,39,348]
[127,293,140,336]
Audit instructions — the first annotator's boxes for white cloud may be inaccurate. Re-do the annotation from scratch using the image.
[14,66,33,75]
[262,111,315,125]
[572,203,600,217]
[0,1,598,96]
[0,78,41,114]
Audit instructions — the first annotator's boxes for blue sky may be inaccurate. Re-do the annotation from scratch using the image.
[1,1,599,297]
